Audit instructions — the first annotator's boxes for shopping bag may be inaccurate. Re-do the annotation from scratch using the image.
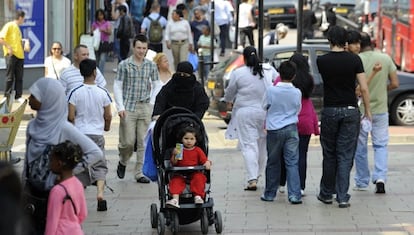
[229,25,236,43]
[143,134,157,181]
[93,28,101,51]
[188,52,198,72]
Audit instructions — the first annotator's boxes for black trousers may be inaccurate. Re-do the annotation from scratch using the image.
[5,54,24,99]
[119,37,130,61]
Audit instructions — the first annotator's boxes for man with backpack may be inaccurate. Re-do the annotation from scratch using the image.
[116,5,134,61]
[141,2,167,53]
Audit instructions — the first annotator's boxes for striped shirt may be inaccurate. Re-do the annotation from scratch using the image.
[115,56,159,112]
[60,64,107,94]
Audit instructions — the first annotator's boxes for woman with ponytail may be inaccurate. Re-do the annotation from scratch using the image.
[224,46,275,191]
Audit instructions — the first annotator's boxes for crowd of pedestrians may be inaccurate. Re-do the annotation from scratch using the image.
[0,1,401,234]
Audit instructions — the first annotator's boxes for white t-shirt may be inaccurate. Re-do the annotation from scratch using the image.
[60,64,107,95]
[44,56,71,79]
[238,3,253,28]
[68,84,112,135]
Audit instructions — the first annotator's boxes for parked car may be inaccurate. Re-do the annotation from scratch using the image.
[206,44,414,126]
[253,0,297,29]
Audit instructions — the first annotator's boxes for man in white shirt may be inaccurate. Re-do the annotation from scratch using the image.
[60,44,106,95]
[68,58,112,211]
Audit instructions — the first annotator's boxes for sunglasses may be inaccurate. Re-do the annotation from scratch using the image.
[52,48,62,50]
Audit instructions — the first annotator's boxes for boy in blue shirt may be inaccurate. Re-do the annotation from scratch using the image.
[261,61,302,204]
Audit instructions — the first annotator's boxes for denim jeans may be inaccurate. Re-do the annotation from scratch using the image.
[95,51,107,73]
[279,134,311,190]
[319,107,360,203]
[264,124,301,200]
[354,113,389,187]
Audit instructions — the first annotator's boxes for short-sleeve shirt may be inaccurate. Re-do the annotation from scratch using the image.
[0,21,24,59]
[44,56,71,79]
[359,50,397,114]
[68,84,112,135]
[317,51,364,107]
[60,65,107,95]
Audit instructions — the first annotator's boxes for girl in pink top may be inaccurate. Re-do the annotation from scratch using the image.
[45,141,87,235]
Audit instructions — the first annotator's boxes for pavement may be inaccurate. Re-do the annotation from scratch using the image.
[7,51,414,235]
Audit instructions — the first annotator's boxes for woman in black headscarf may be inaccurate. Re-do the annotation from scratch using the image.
[152,61,209,120]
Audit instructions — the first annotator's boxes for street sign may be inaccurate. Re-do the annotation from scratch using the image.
[16,0,45,66]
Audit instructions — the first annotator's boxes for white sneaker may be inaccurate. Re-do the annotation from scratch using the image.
[278,186,285,193]
[166,198,180,208]
[194,195,204,204]
[112,68,117,73]
[16,97,25,103]
[353,185,369,191]
[301,190,305,196]
[0,97,6,104]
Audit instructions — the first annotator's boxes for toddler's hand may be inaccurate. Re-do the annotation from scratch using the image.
[203,160,211,170]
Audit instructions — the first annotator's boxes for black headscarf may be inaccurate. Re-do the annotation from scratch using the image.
[167,61,197,108]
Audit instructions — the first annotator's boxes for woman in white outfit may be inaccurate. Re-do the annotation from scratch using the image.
[44,42,71,79]
[224,46,276,190]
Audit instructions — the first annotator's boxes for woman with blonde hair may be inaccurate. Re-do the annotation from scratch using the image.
[150,52,172,105]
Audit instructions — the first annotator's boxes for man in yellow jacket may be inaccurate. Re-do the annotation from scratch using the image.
[0,10,30,101]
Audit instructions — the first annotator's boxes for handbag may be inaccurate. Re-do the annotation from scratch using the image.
[319,11,330,32]
[98,41,112,52]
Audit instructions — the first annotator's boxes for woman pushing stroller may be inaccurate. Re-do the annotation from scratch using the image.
[166,126,212,208]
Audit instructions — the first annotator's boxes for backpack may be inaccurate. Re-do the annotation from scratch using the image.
[147,15,163,43]
[117,15,135,39]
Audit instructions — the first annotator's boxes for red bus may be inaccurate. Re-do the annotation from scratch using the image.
[377,0,414,72]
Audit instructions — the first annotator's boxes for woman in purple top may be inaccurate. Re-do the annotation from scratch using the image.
[92,9,112,73]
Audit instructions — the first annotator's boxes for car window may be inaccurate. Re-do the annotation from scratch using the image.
[271,51,310,70]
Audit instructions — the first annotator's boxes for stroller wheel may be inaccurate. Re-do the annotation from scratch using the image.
[170,211,179,234]
[157,212,165,235]
[200,209,209,234]
[150,203,158,228]
[214,210,223,233]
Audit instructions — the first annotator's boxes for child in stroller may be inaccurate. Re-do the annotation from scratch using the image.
[166,126,212,208]
[150,107,222,234]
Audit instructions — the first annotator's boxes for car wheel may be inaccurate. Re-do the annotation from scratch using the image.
[390,94,414,126]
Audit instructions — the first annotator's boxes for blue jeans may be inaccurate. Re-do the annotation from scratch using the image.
[264,124,301,200]
[354,113,389,187]
[319,107,360,203]
[95,51,107,73]
[202,55,211,80]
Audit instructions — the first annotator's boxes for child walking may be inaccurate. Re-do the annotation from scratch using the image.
[261,61,302,204]
[197,25,215,80]
[166,126,212,208]
[45,141,87,235]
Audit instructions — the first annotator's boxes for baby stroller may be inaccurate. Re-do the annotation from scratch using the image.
[150,107,223,235]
